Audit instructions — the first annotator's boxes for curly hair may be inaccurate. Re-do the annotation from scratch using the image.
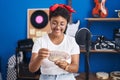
[49,7,70,23]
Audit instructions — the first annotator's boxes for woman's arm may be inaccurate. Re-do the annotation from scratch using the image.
[29,53,42,73]
[65,54,79,72]
[29,48,49,73]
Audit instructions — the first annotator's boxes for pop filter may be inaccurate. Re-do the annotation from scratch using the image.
[75,28,91,51]
[75,27,91,80]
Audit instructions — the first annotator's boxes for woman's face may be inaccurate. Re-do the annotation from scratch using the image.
[50,16,67,36]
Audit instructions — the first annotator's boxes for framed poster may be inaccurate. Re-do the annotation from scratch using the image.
[27,8,51,41]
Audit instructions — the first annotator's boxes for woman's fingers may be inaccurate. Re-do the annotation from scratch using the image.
[55,60,68,69]
[38,48,50,59]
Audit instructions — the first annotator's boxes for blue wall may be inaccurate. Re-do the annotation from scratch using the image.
[0,0,120,80]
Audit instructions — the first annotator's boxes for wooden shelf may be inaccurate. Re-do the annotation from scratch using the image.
[84,18,120,53]
[80,49,120,53]
[85,18,120,21]
[16,48,120,53]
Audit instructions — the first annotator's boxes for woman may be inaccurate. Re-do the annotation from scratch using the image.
[29,4,80,80]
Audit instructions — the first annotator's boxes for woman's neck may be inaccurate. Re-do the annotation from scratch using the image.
[48,33,64,45]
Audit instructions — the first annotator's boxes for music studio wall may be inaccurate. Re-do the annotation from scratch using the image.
[0,0,120,80]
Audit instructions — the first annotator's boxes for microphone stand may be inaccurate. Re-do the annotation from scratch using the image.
[85,39,91,80]
[75,27,91,80]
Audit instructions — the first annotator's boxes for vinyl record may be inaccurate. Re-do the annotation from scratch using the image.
[30,10,48,29]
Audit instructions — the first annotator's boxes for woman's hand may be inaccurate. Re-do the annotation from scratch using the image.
[55,60,69,70]
[37,48,50,60]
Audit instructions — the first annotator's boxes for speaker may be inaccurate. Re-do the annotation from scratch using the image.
[27,8,51,41]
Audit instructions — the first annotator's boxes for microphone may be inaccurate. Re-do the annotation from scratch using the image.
[75,27,91,51]
[75,27,91,80]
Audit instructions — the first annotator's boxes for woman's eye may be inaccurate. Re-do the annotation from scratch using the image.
[61,23,65,26]
[52,22,57,26]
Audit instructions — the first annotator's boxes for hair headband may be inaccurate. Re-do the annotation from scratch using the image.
[49,4,75,15]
